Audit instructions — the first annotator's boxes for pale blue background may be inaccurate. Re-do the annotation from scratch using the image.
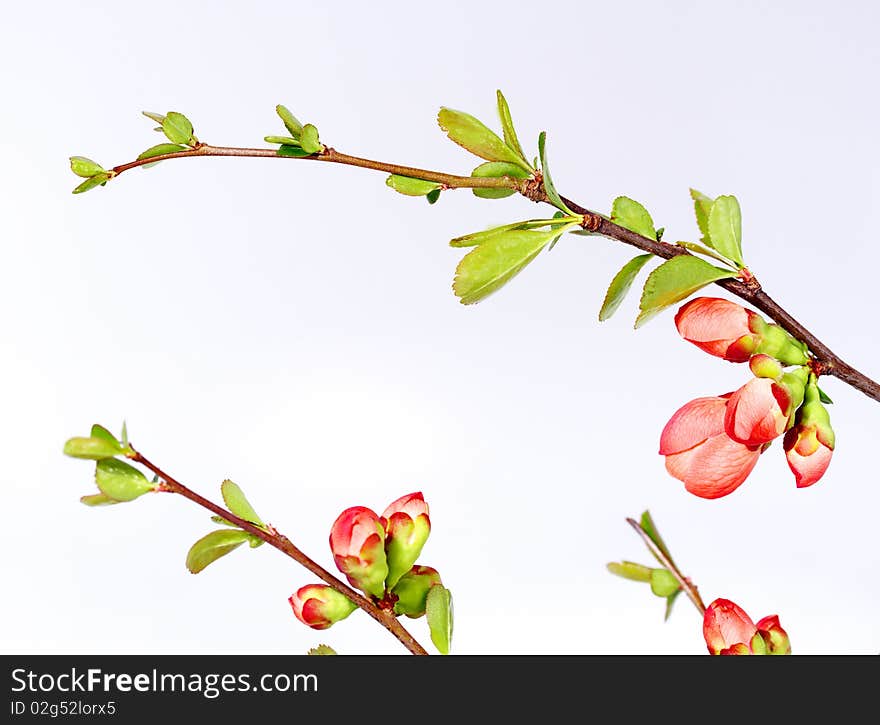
[2,0,878,654]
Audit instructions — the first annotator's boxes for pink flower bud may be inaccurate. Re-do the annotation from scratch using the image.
[675,297,761,362]
[783,380,834,489]
[381,492,431,589]
[659,395,762,499]
[724,377,790,446]
[755,614,792,655]
[329,506,389,598]
[289,584,356,630]
[703,598,758,655]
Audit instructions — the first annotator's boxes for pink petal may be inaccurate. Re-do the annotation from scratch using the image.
[675,297,751,359]
[665,432,761,499]
[724,378,787,446]
[704,598,757,654]
[659,396,728,455]
[786,440,832,488]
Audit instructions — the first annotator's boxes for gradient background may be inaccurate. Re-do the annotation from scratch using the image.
[2,0,878,655]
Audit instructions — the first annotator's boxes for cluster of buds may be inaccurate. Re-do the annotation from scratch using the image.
[703,598,791,655]
[289,492,444,629]
[660,297,835,498]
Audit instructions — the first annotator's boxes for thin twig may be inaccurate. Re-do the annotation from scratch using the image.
[130,448,429,656]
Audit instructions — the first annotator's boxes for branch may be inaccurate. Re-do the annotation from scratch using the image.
[130,448,429,656]
[105,140,880,403]
[626,517,706,616]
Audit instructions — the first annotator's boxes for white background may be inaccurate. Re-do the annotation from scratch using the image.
[2,0,878,655]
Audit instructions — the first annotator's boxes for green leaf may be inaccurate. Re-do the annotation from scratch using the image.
[120,421,129,448]
[69,156,105,178]
[92,424,121,447]
[162,112,194,145]
[94,458,155,502]
[690,188,714,244]
[276,105,303,139]
[307,644,338,655]
[649,568,680,598]
[471,161,530,199]
[210,515,238,527]
[386,174,442,197]
[537,132,572,215]
[635,255,737,328]
[664,588,682,622]
[72,173,109,194]
[817,387,833,405]
[136,143,189,164]
[675,241,736,267]
[220,479,264,527]
[264,135,301,146]
[453,225,576,304]
[185,529,251,574]
[606,560,652,582]
[426,188,441,204]
[142,111,167,125]
[639,511,675,566]
[496,89,529,165]
[277,145,313,158]
[425,584,453,655]
[598,253,653,322]
[80,492,121,507]
[299,124,322,154]
[437,107,528,170]
[610,196,656,239]
[63,436,122,460]
[707,195,744,267]
[247,534,264,549]
[450,218,567,248]
[655,227,665,241]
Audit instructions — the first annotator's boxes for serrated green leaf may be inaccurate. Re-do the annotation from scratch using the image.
[707,195,744,267]
[437,107,529,170]
[450,219,567,248]
[72,173,109,194]
[162,112,194,145]
[386,174,442,197]
[599,253,653,322]
[649,568,680,598]
[496,89,529,165]
[606,560,653,582]
[63,436,122,460]
[639,511,674,566]
[142,111,166,125]
[69,156,105,178]
[610,197,656,239]
[277,145,313,158]
[453,224,576,304]
[635,255,737,328]
[817,387,833,405]
[185,529,251,574]
[675,241,736,267]
[690,188,713,244]
[80,492,121,507]
[538,132,572,215]
[210,515,239,527]
[264,135,301,146]
[136,143,189,163]
[276,105,303,139]
[425,584,453,655]
[299,124,322,154]
[426,188,441,204]
[471,161,529,199]
[307,644,338,655]
[95,458,155,502]
[220,479,264,527]
[664,588,682,621]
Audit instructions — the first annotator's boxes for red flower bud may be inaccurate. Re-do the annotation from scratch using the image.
[675,297,761,362]
[703,599,790,655]
[756,614,792,655]
[381,492,431,589]
[329,506,389,598]
[660,395,762,499]
[783,381,834,488]
[289,584,356,630]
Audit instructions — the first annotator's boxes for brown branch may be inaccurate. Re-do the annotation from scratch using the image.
[563,197,880,403]
[130,448,429,656]
[106,140,880,403]
[626,518,706,616]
